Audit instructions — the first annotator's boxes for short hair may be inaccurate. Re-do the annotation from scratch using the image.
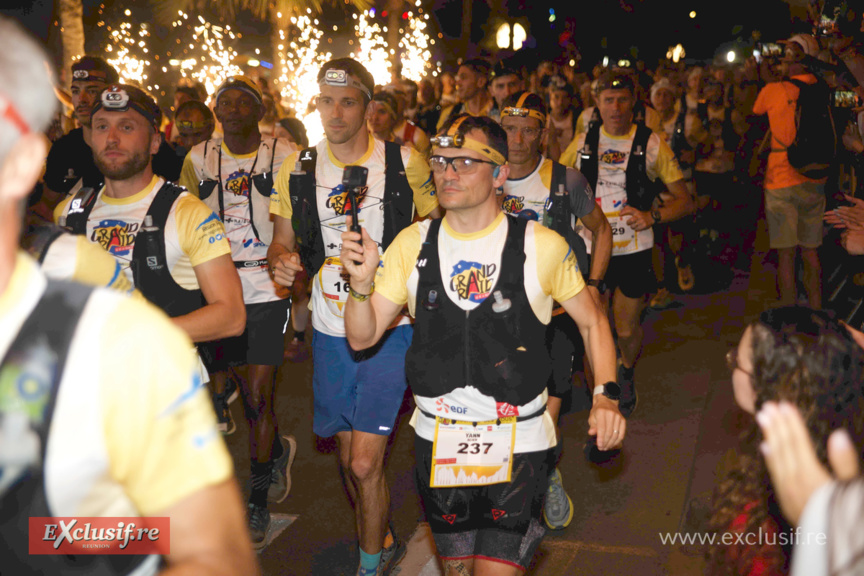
[437,114,508,163]
[276,117,309,148]
[318,58,375,104]
[491,62,520,82]
[595,69,636,95]
[371,91,400,120]
[460,59,492,81]
[176,85,201,101]
[0,17,58,160]
[175,100,214,124]
[71,55,119,85]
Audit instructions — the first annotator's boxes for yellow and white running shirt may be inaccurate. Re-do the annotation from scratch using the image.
[1,253,231,545]
[40,233,138,297]
[180,138,295,305]
[54,175,231,291]
[374,213,584,453]
[572,125,684,256]
[500,155,595,226]
[272,133,438,338]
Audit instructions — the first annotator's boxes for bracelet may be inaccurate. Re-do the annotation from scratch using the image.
[349,284,374,302]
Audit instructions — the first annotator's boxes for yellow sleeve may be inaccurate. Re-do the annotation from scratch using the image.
[178,153,200,197]
[413,126,431,156]
[375,223,423,311]
[534,224,584,303]
[102,297,232,514]
[436,105,457,132]
[73,235,138,297]
[559,133,583,168]
[53,195,73,224]
[405,148,438,217]
[270,149,300,220]
[174,194,232,267]
[575,109,587,135]
[646,106,663,135]
[651,135,685,185]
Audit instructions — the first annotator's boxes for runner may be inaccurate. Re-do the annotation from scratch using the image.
[268,58,440,576]
[179,75,298,548]
[340,114,623,575]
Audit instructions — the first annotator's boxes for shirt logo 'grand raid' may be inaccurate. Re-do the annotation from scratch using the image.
[600,149,627,164]
[326,183,368,216]
[501,195,524,214]
[225,170,251,197]
[91,219,138,258]
[450,261,496,303]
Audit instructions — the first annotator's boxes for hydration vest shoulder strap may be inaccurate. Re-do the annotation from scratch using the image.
[21,226,67,264]
[580,122,601,191]
[290,147,325,275]
[130,183,184,290]
[64,187,99,235]
[382,140,413,250]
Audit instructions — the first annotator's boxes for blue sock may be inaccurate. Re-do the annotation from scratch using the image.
[358,548,382,575]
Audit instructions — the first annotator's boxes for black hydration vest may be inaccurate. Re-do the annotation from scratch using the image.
[405,217,552,406]
[579,122,664,212]
[289,141,414,276]
[0,280,150,575]
[65,183,205,318]
[543,160,590,275]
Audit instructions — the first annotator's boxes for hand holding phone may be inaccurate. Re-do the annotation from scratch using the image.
[342,165,368,234]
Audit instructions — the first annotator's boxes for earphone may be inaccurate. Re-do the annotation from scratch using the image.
[493,165,500,178]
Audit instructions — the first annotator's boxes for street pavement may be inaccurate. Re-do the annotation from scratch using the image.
[222,221,781,575]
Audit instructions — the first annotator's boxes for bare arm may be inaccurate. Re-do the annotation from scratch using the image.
[620,178,692,231]
[340,217,404,350]
[267,215,304,288]
[172,254,246,342]
[158,479,260,576]
[579,204,611,283]
[559,287,623,451]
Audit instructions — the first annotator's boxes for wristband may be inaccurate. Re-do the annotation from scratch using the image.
[349,284,374,302]
[651,207,662,225]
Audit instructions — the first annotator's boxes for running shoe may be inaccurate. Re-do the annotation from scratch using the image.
[283,337,310,363]
[267,434,297,503]
[649,288,675,310]
[247,502,270,550]
[377,521,406,576]
[214,394,235,436]
[543,467,574,530]
[618,361,638,418]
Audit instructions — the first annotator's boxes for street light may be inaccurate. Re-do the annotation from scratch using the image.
[726,50,736,62]
[496,22,526,51]
[496,23,510,49]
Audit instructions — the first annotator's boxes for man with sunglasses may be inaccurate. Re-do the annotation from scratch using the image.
[268,58,439,576]
[500,91,612,531]
[339,114,622,575]
[178,75,297,548]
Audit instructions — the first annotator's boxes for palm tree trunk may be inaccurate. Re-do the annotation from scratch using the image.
[58,0,85,88]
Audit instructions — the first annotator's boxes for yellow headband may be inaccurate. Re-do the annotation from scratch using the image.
[501,93,546,124]
[430,116,508,165]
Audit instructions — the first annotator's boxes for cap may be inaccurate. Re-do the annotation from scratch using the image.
[491,62,519,80]
[431,115,507,165]
[71,56,119,84]
[650,78,675,100]
[91,84,161,131]
[501,92,547,124]
[216,75,263,106]
[780,34,819,57]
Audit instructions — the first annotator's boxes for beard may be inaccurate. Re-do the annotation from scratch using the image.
[94,148,152,181]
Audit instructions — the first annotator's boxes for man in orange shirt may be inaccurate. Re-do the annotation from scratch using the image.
[752,34,826,309]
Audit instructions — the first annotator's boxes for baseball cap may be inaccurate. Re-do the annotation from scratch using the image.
[780,34,819,57]
[71,56,119,84]
[216,75,263,106]
[91,84,161,131]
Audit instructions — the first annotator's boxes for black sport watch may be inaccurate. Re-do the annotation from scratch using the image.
[650,207,662,225]
[586,278,607,293]
[594,381,621,401]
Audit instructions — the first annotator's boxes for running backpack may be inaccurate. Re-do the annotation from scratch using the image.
[785,77,837,179]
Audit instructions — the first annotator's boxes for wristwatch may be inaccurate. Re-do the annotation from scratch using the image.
[586,278,607,293]
[594,381,621,401]
[650,207,662,225]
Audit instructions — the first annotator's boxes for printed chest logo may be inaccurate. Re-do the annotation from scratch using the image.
[225,170,251,197]
[501,195,524,215]
[91,219,138,257]
[600,149,627,164]
[326,183,368,216]
[450,261,496,303]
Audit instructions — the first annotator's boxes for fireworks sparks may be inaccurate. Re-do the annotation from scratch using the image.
[398,8,436,82]
[172,14,242,99]
[352,12,393,86]
[104,21,151,87]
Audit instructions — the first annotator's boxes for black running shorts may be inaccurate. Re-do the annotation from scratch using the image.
[199,298,291,370]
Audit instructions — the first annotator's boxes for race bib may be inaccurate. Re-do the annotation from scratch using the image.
[608,212,637,252]
[318,256,350,318]
[430,416,516,487]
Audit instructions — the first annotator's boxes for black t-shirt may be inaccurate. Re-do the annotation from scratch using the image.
[44,129,185,195]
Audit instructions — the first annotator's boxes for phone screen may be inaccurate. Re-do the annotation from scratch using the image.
[833,90,862,108]
[760,43,783,58]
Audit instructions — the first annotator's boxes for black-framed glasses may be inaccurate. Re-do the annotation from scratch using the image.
[726,348,753,377]
[429,155,497,175]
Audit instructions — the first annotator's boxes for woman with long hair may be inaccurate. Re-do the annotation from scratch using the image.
[708,306,864,575]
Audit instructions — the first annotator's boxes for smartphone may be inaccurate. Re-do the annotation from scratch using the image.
[833,89,863,108]
[342,165,368,234]
[760,43,783,58]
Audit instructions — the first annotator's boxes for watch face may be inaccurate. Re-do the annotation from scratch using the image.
[605,381,621,398]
